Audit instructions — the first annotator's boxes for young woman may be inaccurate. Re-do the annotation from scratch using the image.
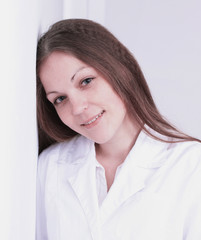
[36,19,201,240]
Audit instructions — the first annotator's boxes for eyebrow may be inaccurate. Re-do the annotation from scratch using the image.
[46,66,88,97]
[71,66,87,81]
[46,91,59,97]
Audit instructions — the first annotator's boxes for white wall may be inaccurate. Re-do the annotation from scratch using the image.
[104,0,201,139]
[0,0,64,239]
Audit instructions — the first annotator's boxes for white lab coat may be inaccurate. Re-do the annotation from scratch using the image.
[36,128,201,240]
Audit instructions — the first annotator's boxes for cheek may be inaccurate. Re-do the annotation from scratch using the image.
[107,92,126,111]
[110,95,127,120]
[102,83,124,106]
[56,107,72,126]
[56,109,81,133]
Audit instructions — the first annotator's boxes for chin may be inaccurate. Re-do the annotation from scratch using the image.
[86,134,114,145]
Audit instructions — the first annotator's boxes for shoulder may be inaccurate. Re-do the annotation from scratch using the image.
[135,127,201,169]
[39,134,91,158]
[172,142,201,207]
[37,135,93,176]
[159,140,201,187]
[146,125,201,164]
[168,140,201,166]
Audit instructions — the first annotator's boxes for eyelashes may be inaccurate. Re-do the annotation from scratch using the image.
[54,96,67,105]
[81,77,94,86]
[52,77,95,106]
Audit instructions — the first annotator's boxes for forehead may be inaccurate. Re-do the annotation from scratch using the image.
[39,52,87,80]
[40,51,86,73]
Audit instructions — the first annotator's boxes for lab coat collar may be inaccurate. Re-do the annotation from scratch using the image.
[99,128,171,222]
[66,127,171,224]
[67,137,100,236]
[127,126,172,169]
[59,126,171,168]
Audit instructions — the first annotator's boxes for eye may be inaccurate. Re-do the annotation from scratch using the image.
[54,96,67,105]
[81,77,94,86]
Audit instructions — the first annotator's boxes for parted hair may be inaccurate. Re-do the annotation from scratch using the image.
[37,18,200,153]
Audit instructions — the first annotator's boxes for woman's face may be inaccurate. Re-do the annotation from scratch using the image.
[39,51,135,145]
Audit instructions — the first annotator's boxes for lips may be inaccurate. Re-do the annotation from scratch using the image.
[81,110,105,126]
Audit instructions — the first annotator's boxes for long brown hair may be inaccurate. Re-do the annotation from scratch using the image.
[37,18,200,153]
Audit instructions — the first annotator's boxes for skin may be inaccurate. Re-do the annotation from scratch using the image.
[39,51,141,190]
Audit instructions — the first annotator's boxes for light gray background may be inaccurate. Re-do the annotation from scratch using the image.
[103,0,201,139]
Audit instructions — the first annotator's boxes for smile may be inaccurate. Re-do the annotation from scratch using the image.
[81,110,105,126]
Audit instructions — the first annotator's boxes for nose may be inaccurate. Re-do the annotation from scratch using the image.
[69,93,88,115]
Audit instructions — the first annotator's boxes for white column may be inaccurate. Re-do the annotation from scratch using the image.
[0,0,64,239]
[63,0,88,19]
[87,0,106,25]
[63,0,106,25]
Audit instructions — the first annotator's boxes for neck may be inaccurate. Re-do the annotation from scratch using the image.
[95,122,141,164]
[95,120,141,191]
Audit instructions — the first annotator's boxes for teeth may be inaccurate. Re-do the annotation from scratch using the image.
[84,111,104,125]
